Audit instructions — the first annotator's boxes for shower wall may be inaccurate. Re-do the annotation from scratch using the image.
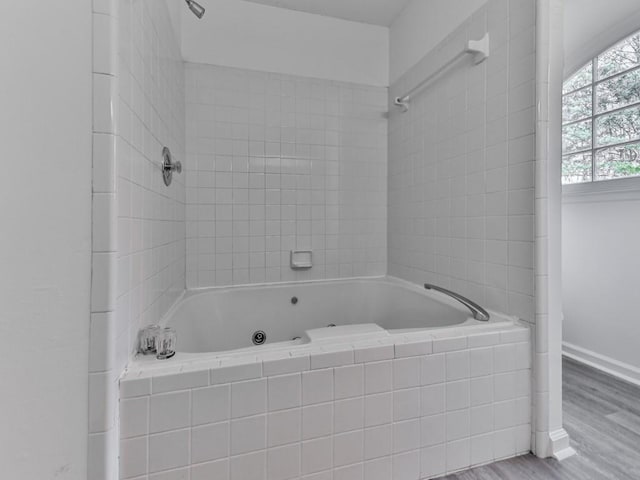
[116,0,186,359]
[88,1,186,477]
[185,64,387,288]
[388,0,536,322]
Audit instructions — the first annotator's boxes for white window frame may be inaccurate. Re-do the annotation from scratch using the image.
[562,30,640,192]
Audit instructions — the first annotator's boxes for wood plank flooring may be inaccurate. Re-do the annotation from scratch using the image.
[436,357,640,479]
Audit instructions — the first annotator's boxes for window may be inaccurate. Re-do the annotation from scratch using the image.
[562,31,640,184]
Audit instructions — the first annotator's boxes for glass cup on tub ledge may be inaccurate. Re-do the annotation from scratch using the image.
[155,327,177,360]
[138,324,161,355]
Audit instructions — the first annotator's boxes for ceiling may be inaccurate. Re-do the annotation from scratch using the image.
[240,0,413,27]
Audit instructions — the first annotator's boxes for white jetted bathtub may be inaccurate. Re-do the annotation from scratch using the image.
[162,276,512,357]
[121,277,532,479]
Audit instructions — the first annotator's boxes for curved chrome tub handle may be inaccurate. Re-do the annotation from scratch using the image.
[424,283,490,321]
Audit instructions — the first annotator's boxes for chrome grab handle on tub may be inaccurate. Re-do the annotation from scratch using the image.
[424,283,490,321]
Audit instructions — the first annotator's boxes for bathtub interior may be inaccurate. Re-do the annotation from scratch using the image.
[165,278,495,354]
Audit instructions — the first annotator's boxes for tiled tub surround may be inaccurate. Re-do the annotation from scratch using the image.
[120,323,531,479]
[89,1,186,477]
[116,0,187,359]
[388,0,537,323]
[185,63,387,288]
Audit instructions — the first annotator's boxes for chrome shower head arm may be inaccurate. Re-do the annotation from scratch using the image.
[185,0,205,18]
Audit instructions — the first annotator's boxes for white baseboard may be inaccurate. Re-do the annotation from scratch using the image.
[563,342,640,387]
[549,428,576,461]
[534,428,575,460]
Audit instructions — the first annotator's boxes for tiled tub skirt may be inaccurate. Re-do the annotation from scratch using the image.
[119,323,531,480]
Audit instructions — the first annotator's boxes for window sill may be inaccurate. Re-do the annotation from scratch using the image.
[562,175,640,203]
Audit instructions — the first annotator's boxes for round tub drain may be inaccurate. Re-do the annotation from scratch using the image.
[252,330,267,345]
[327,323,336,327]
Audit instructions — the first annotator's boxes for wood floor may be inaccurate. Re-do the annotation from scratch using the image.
[437,357,640,479]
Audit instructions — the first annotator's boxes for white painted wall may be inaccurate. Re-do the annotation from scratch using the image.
[562,189,640,378]
[389,0,487,84]
[564,0,640,75]
[0,1,92,479]
[181,0,389,86]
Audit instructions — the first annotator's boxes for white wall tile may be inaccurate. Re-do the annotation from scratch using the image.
[334,397,364,433]
[192,459,229,480]
[421,354,445,386]
[364,424,393,460]
[471,432,494,466]
[120,328,531,480]
[446,438,470,472]
[153,371,209,394]
[268,374,302,411]
[334,430,364,467]
[446,380,470,411]
[470,404,494,436]
[334,364,364,400]
[302,403,333,440]
[365,361,392,394]
[114,0,186,363]
[364,392,393,427]
[149,391,190,434]
[230,451,266,480]
[469,348,494,377]
[420,444,446,479]
[192,385,230,425]
[494,372,517,401]
[493,428,516,460]
[231,415,267,455]
[119,436,147,479]
[148,429,189,473]
[191,422,230,463]
[470,376,494,406]
[364,456,392,480]
[393,388,421,421]
[302,437,333,475]
[185,64,387,288]
[388,0,536,324]
[420,414,445,447]
[393,357,421,389]
[446,410,470,441]
[149,467,189,480]
[392,449,420,480]
[302,369,334,405]
[212,362,262,384]
[232,379,267,417]
[120,397,148,439]
[267,444,300,480]
[334,463,364,480]
[421,384,445,416]
[446,351,470,381]
[269,408,302,446]
[393,419,421,454]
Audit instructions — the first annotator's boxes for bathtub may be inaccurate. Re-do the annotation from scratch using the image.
[120,277,531,480]
[162,276,511,357]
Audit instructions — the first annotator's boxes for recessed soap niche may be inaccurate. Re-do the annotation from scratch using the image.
[290,250,313,269]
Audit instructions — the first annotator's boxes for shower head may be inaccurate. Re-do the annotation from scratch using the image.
[185,0,205,18]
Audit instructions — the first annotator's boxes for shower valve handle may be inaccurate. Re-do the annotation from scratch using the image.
[161,146,182,186]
